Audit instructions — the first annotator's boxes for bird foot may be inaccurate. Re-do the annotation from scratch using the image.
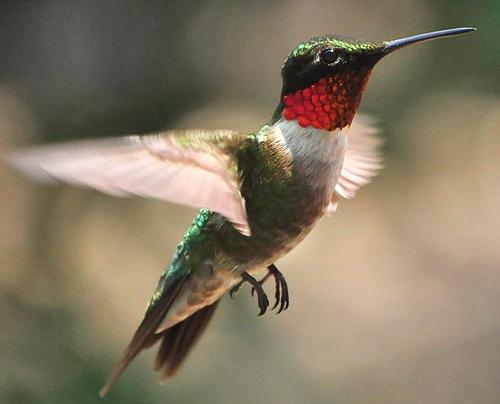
[241,272,269,315]
[252,264,289,313]
[229,264,289,315]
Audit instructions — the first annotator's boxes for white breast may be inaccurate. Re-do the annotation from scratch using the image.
[275,118,347,198]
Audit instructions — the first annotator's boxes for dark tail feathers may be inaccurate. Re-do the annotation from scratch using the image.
[100,271,219,397]
[154,300,220,381]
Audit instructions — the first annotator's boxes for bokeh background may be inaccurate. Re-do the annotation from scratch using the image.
[1,1,499,403]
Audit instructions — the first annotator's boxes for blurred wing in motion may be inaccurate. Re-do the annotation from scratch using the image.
[328,116,383,214]
[9,129,251,235]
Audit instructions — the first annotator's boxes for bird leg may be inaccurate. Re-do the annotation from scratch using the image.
[229,264,289,314]
[240,272,269,315]
[251,264,289,313]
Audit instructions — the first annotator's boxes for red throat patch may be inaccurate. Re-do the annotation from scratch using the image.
[282,68,372,131]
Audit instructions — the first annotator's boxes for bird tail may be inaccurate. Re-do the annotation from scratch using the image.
[99,269,220,397]
[154,299,220,381]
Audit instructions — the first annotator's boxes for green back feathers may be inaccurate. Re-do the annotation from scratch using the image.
[290,35,384,59]
[147,209,212,310]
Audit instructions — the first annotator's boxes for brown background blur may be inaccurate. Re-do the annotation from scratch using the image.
[1,1,499,403]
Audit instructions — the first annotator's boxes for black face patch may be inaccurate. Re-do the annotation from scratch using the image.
[280,49,380,96]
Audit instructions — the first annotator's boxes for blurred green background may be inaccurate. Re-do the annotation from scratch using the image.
[1,1,499,403]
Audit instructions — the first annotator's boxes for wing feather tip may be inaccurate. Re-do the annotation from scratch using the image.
[331,114,384,212]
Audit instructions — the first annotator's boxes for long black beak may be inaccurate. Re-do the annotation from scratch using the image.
[382,27,476,55]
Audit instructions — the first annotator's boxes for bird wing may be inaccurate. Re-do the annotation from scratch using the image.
[9,129,251,235]
[328,116,383,213]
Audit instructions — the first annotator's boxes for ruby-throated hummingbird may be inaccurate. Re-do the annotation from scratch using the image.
[9,27,475,395]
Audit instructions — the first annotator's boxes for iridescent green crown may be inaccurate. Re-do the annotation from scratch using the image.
[290,35,384,58]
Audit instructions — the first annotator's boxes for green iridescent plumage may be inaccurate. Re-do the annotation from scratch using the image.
[148,208,212,310]
[147,125,296,310]
[290,35,384,58]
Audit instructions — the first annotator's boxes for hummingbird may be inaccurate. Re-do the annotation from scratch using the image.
[9,27,475,396]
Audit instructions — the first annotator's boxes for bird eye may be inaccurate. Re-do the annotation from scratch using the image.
[319,48,339,64]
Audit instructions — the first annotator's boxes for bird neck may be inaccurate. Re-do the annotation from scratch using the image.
[272,67,372,131]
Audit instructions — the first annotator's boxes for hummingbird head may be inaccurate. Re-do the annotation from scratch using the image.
[276,27,476,131]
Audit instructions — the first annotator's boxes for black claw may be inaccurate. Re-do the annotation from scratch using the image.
[271,272,281,310]
[229,280,244,298]
[257,292,269,316]
[230,265,289,316]
[266,264,289,314]
[277,272,289,314]
[242,272,269,315]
